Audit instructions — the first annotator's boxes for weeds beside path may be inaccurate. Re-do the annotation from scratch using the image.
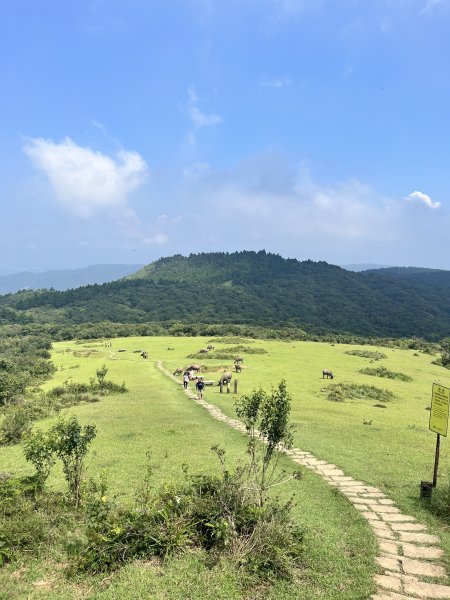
[158,361,450,600]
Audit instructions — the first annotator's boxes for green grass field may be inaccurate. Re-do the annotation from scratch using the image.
[1,335,449,598]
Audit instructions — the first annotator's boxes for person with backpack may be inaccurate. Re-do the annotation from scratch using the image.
[195,376,205,399]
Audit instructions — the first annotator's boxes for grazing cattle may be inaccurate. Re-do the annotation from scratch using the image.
[235,363,242,373]
[218,372,233,385]
[173,367,183,376]
[199,348,209,354]
[141,352,148,359]
[185,364,201,373]
[234,357,243,364]
[322,369,334,379]
[207,345,215,350]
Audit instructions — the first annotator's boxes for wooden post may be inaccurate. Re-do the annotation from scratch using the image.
[234,379,238,394]
[433,433,441,487]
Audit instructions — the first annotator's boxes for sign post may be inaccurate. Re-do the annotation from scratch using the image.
[429,383,450,488]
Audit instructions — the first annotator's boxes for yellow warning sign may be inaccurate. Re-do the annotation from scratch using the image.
[430,383,450,436]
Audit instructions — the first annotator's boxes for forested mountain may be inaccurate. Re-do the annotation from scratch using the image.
[0,251,449,340]
[0,264,143,295]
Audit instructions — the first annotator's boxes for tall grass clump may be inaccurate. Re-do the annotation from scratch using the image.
[427,477,450,523]
[327,383,396,403]
[345,349,387,360]
[359,366,413,381]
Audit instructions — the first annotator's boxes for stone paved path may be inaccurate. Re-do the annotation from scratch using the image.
[157,362,450,599]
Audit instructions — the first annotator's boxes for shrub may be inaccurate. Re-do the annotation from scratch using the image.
[0,476,47,565]
[327,383,396,403]
[52,417,97,507]
[345,350,387,360]
[0,405,32,445]
[23,429,56,490]
[187,346,268,360]
[74,461,304,580]
[23,416,97,505]
[359,366,413,381]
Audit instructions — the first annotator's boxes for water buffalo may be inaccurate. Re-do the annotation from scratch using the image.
[234,357,243,364]
[141,352,148,359]
[173,367,183,376]
[185,364,201,373]
[322,369,334,379]
[199,348,209,354]
[218,372,232,385]
[207,345,215,350]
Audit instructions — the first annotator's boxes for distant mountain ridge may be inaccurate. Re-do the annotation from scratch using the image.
[0,264,144,295]
[1,251,450,339]
[342,263,394,272]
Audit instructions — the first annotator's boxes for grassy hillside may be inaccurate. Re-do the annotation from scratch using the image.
[0,251,450,339]
[0,337,377,599]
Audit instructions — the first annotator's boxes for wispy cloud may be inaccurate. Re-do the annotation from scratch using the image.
[390,0,449,15]
[269,0,313,17]
[187,86,222,127]
[405,190,441,209]
[23,137,147,217]
[260,77,292,88]
[264,0,323,24]
[422,0,449,14]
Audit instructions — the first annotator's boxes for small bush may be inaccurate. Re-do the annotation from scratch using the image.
[52,417,97,507]
[0,476,47,565]
[188,345,268,360]
[73,464,304,580]
[359,366,413,381]
[327,383,396,403]
[345,350,387,360]
[0,405,32,445]
[209,337,254,344]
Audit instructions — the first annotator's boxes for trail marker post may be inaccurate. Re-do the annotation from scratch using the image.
[429,383,450,488]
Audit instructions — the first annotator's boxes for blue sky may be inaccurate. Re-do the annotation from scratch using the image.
[1,0,450,271]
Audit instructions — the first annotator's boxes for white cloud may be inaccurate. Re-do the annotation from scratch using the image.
[187,86,222,127]
[405,190,441,209]
[23,137,148,217]
[182,162,211,182]
[142,233,169,245]
[174,155,394,246]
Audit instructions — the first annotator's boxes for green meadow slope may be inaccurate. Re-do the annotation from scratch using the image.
[1,335,450,598]
[0,337,381,599]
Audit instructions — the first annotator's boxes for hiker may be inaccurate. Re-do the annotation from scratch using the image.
[183,372,189,389]
[195,377,205,399]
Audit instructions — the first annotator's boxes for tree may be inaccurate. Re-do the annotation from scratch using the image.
[235,379,299,506]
